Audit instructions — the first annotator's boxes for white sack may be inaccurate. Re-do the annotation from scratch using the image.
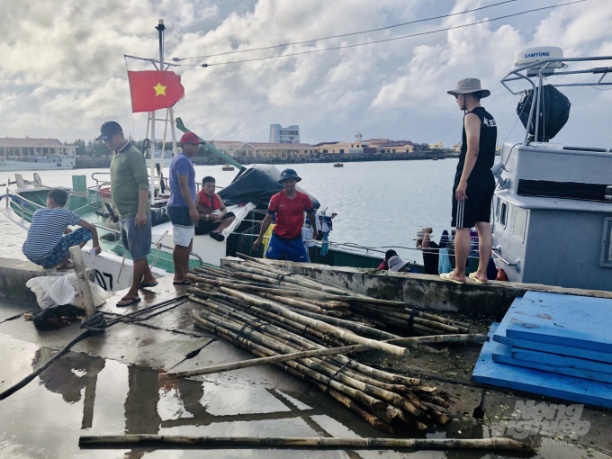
[26,273,112,310]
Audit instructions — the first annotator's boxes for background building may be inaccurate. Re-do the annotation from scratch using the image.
[0,138,77,160]
[269,124,300,144]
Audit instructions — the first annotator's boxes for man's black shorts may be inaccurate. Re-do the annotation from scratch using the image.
[451,180,495,228]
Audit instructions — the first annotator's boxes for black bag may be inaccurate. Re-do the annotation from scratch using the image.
[517,84,570,142]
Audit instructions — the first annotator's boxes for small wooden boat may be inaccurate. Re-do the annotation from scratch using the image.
[222,164,235,171]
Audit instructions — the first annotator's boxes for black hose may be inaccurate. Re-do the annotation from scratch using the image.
[0,295,187,401]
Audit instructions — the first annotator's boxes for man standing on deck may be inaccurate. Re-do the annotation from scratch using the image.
[97,121,158,307]
[253,168,318,262]
[167,132,200,285]
[441,78,497,285]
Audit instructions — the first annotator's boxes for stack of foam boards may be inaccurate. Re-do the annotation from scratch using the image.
[473,291,612,408]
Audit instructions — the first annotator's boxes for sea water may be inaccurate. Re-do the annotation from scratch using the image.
[0,159,458,263]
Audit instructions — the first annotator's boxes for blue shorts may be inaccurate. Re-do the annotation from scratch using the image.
[265,233,309,262]
[39,228,92,269]
[120,214,152,261]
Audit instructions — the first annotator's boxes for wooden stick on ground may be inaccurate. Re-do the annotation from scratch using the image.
[79,435,535,454]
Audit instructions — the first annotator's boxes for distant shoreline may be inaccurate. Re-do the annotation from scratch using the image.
[75,151,454,169]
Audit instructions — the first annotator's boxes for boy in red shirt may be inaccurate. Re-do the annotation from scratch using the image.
[253,169,318,262]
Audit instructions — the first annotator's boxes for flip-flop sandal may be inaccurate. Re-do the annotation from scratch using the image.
[173,279,193,286]
[140,280,159,288]
[440,272,465,285]
[117,296,141,307]
[469,272,486,284]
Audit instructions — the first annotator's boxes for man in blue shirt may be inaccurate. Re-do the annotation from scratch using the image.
[167,132,200,285]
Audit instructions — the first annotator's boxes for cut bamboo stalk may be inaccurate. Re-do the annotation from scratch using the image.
[191,313,404,426]
[217,287,411,357]
[189,302,448,428]
[197,316,394,432]
[160,332,485,381]
[79,435,535,454]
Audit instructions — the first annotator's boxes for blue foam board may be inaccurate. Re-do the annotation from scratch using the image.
[497,292,612,354]
[473,324,612,409]
[493,333,612,364]
[512,348,612,376]
[493,346,612,384]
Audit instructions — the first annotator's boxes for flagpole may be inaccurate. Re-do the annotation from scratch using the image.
[149,19,166,205]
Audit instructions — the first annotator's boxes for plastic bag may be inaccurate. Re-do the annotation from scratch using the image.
[26,273,112,310]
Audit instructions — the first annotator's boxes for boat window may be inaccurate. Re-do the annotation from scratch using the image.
[499,202,508,227]
[512,207,528,243]
[601,217,612,268]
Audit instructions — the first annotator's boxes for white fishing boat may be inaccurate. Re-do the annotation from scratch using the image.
[0,155,75,171]
[491,47,612,291]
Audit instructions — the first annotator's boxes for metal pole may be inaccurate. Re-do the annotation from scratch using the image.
[149,20,166,204]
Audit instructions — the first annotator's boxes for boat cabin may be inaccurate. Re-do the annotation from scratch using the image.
[492,48,612,291]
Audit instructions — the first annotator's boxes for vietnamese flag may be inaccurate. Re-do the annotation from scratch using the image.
[127,70,185,113]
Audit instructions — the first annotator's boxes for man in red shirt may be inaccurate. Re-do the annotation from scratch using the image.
[253,169,318,262]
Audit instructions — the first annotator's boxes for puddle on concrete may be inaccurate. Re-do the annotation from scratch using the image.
[0,332,608,458]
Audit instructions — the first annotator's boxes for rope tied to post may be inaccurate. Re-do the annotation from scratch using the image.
[80,311,107,334]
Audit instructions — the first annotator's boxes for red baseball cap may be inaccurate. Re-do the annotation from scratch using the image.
[180,132,201,145]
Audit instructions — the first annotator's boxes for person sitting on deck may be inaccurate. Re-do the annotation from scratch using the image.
[195,176,236,241]
[387,255,411,273]
[416,227,440,275]
[377,249,398,270]
[22,188,101,270]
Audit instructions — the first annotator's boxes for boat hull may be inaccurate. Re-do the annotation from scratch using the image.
[0,157,75,171]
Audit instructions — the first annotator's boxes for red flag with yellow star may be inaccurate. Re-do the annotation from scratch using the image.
[127,70,185,113]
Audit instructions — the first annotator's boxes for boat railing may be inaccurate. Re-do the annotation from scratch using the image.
[4,189,43,222]
[93,222,203,267]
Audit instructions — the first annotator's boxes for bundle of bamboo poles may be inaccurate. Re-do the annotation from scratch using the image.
[193,256,471,336]
[180,257,484,432]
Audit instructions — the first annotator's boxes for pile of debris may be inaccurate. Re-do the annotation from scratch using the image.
[183,257,481,433]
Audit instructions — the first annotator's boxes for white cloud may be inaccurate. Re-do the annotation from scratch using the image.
[0,0,611,148]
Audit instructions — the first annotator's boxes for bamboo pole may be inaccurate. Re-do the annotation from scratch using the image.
[189,298,453,431]
[79,435,535,454]
[191,313,404,427]
[160,333,485,381]
[217,287,411,357]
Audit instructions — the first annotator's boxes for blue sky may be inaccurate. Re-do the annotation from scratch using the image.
[1,0,610,148]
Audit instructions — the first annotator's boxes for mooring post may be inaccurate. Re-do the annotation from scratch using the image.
[69,246,96,317]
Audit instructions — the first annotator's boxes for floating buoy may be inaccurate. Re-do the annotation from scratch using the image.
[495,268,508,281]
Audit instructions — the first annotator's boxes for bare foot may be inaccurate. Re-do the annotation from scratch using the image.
[56,259,75,270]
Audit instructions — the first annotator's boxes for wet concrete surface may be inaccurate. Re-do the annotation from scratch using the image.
[0,276,611,458]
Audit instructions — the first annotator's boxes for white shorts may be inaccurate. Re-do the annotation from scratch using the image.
[173,225,195,247]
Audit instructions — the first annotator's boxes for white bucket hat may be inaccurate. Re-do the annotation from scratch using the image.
[388,255,410,272]
[447,78,490,98]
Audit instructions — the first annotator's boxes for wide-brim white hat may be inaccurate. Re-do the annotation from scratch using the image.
[447,78,490,98]
[388,255,409,272]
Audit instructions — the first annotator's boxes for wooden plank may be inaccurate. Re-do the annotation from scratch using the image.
[502,292,612,353]
[473,325,612,409]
